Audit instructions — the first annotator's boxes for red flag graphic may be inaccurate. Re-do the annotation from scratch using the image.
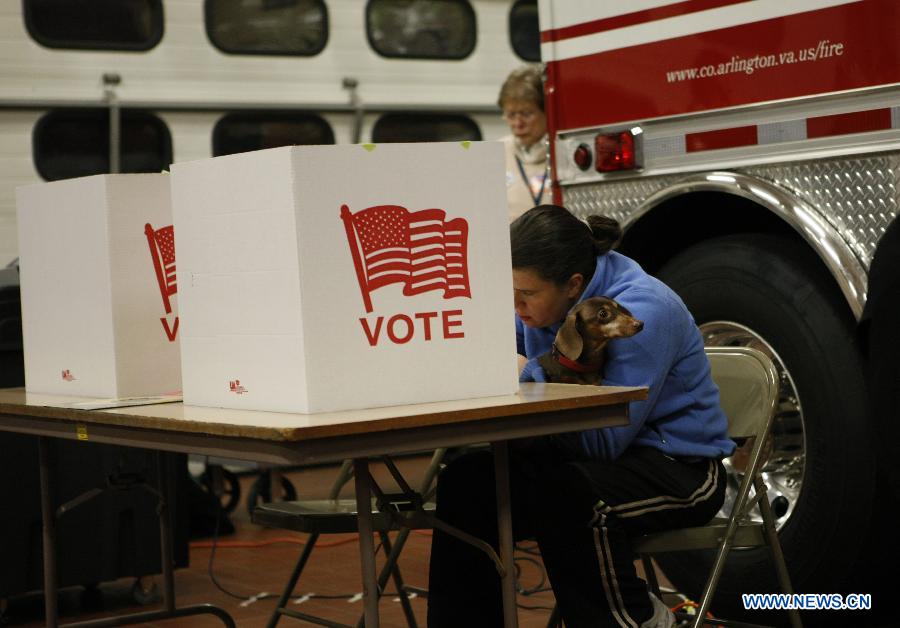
[144,223,177,314]
[340,204,471,313]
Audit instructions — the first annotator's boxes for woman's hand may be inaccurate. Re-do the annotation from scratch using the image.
[519,358,547,383]
[517,354,528,374]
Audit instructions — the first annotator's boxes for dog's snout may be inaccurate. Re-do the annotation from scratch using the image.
[635,320,644,332]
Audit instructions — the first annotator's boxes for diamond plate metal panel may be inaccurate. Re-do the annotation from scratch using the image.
[565,174,684,228]
[562,153,900,268]
[743,156,900,265]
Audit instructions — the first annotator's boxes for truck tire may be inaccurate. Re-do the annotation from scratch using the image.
[655,233,876,624]
[862,215,900,499]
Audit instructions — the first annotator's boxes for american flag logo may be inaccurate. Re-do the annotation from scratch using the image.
[340,204,471,313]
[144,223,177,314]
[229,380,248,395]
[61,369,75,381]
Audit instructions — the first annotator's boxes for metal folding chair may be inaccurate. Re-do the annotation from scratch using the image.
[251,450,445,627]
[546,347,802,628]
[634,346,802,628]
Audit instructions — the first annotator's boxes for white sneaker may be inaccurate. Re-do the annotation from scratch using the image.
[640,593,675,628]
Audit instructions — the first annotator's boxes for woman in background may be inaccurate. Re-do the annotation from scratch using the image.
[498,65,549,222]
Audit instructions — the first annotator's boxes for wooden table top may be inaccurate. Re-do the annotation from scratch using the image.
[0,384,647,443]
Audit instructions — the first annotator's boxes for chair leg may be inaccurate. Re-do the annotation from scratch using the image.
[353,530,418,628]
[641,554,662,598]
[266,532,320,628]
[381,531,418,628]
[690,508,746,628]
[754,477,802,628]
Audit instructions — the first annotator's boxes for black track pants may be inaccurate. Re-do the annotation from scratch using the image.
[427,444,726,628]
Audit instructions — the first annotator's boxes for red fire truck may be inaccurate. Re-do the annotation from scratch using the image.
[540,0,898,615]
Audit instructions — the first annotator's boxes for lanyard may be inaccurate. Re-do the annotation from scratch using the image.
[515,156,547,206]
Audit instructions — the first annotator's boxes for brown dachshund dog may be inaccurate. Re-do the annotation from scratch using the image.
[537,296,644,385]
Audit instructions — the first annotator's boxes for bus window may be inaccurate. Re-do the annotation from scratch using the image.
[213,112,335,156]
[371,113,481,143]
[366,0,476,60]
[23,0,163,51]
[33,109,172,181]
[509,0,540,62]
[205,0,328,56]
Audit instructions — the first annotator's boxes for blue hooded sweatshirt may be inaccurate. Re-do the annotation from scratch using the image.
[517,252,735,461]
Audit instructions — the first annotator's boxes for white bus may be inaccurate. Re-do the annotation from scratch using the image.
[0,0,539,270]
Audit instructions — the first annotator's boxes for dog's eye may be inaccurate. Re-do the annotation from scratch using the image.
[598,309,610,320]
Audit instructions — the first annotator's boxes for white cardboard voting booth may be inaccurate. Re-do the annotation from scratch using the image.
[170,142,518,413]
[16,174,182,398]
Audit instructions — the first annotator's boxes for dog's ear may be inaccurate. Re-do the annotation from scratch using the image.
[555,310,583,360]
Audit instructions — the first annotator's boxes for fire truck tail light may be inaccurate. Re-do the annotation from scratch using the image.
[573,143,592,170]
[595,131,636,172]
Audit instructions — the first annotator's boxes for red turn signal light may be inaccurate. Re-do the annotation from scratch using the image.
[573,143,592,171]
[595,131,636,172]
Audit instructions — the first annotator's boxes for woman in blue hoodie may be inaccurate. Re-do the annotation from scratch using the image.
[427,205,735,628]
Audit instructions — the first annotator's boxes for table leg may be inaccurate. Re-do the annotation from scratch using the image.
[493,441,518,628]
[353,458,379,628]
[38,437,59,628]
[155,451,176,613]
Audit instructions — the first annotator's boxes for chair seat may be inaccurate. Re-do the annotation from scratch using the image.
[634,517,767,554]
[252,498,436,534]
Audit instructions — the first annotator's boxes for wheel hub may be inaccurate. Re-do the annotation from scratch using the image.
[700,321,806,531]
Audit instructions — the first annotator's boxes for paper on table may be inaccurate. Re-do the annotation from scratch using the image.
[50,394,183,411]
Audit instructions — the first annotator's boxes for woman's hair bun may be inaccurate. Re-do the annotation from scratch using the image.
[586,215,622,254]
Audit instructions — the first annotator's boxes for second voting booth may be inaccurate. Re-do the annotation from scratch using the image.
[16,173,181,399]
[12,173,189,599]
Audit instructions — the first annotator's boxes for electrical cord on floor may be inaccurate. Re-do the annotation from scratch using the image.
[191,535,362,549]
[514,541,554,611]
[517,601,558,611]
[205,481,273,602]
[198,467,553,613]
[515,540,542,556]
[515,555,548,595]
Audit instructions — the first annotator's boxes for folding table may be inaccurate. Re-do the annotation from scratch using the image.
[0,383,646,628]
